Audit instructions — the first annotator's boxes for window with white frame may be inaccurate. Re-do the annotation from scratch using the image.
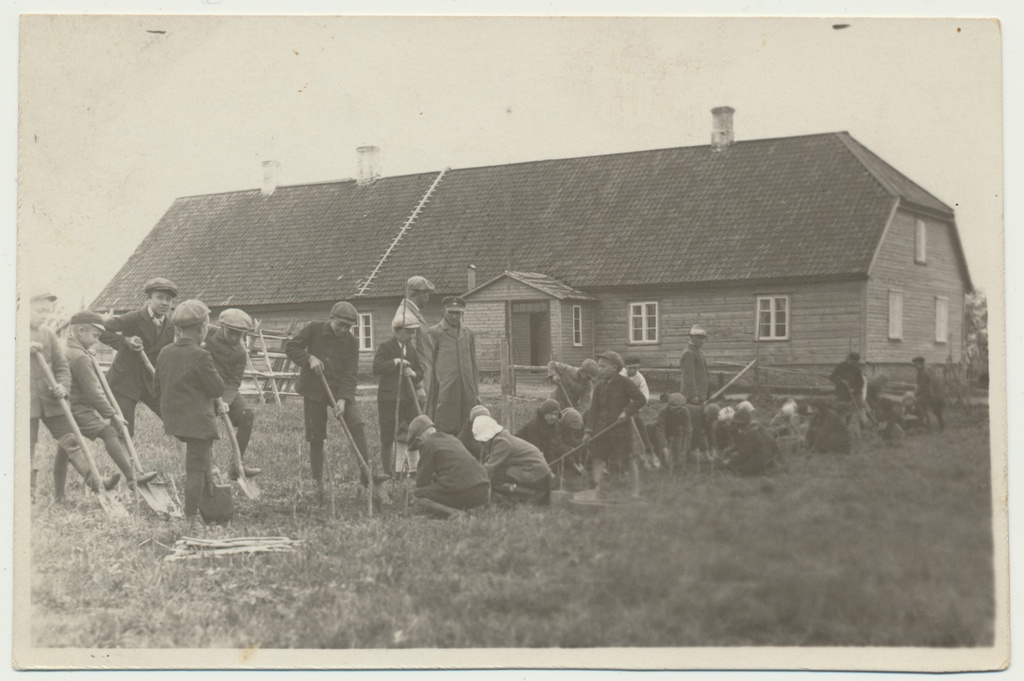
[915,218,927,264]
[572,305,583,347]
[629,302,658,344]
[756,295,790,340]
[354,313,373,351]
[888,290,903,340]
[935,296,949,344]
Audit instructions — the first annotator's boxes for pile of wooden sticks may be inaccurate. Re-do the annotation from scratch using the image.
[163,536,303,562]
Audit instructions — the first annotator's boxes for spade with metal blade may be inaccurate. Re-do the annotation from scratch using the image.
[216,398,261,500]
[32,348,128,519]
[90,354,182,517]
[316,367,377,518]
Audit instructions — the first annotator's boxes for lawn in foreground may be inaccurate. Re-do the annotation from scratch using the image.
[30,396,994,648]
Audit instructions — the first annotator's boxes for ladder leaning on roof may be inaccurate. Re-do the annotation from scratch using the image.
[354,167,449,296]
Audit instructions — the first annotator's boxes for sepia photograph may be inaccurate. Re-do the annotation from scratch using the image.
[11,7,1008,673]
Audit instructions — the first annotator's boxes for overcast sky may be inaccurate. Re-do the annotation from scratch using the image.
[18,15,1002,307]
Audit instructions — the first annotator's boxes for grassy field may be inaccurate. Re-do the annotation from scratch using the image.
[29,390,994,649]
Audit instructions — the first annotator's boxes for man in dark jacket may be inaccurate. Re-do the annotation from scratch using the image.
[284,301,381,492]
[204,308,261,480]
[829,352,865,403]
[583,351,647,498]
[679,325,709,405]
[912,356,946,431]
[373,308,424,477]
[407,415,490,518]
[100,277,178,436]
[155,300,225,525]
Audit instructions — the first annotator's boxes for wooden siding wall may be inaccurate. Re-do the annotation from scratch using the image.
[866,209,966,363]
[559,300,594,367]
[463,301,506,371]
[590,280,865,369]
[465,279,568,371]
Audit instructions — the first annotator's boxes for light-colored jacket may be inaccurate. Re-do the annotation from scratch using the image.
[427,318,480,433]
[679,342,709,404]
[619,368,650,400]
[547,361,593,413]
[481,430,553,485]
[30,325,71,418]
[396,299,433,395]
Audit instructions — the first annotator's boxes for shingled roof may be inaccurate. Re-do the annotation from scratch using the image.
[93,131,967,311]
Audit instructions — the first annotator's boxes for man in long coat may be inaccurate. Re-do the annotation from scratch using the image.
[679,324,709,405]
[395,275,436,409]
[427,296,480,434]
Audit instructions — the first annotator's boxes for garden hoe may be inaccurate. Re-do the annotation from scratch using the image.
[91,354,183,517]
[316,367,380,517]
[32,348,128,519]
[216,398,261,501]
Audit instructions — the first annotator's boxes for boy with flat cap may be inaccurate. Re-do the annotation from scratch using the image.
[154,299,225,524]
[56,310,157,501]
[584,350,647,498]
[29,292,118,500]
[204,308,261,480]
[428,296,480,434]
[407,414,490,518]
[285,301,386,494]
[100,277,179,436]
[373,307,424,477]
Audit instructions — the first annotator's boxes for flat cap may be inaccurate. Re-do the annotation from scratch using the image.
[70,310,105,330]
[218,308,253,332]
[579,358,599,378]
[667,393,687,407]
[406,275,436,293]
[442,296,467,311]
[595,350,625,370]
[392,305,421,330]
[689,324,708,337]
[406,414,435,451]
[171,299,210,327]
[30,291,57,303]
[623,356,641,367]
[330,301,359,324]
[143,277,179,297]
[539,398,561,415]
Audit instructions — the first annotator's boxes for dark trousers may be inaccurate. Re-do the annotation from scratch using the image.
[29,415,74,471]
[414,481,490,512]
[492,469,551,504]
[181,437,214,517]
[225,394,255,457]
[378,398,420,475]
[53,424,133,500]
[919,398,946,430]
[303,397,371,484]
[113,391,162,438]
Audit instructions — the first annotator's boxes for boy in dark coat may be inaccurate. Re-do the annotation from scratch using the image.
[373,308,424,476]
[515,398,563,464]
[57,311,156,500]
[29,292,117,500]
[204,308,260,480]
[721,402,779,476]
[99,277,178,436]
[652,393,692,472]
[475,416,554,505]
[583,351,647,498]
[284,301,384,493]
[155,300,225,524]
[407,415,490,518]
[806,400,851,454]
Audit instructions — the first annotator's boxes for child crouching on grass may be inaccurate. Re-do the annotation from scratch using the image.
[155,300,225,527]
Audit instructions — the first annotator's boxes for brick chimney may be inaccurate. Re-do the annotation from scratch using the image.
[356,146,381,186]
[467,264,477,291]
[261,160,281,196]
[710,106,735,151]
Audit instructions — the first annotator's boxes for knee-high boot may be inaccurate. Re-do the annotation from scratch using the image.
[53,446,69,501]
[56,434,120,492]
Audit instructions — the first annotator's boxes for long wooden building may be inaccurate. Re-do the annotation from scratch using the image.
[92,108,972,380]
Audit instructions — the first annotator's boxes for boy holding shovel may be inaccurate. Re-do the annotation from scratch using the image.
[372,308,423,478]
[155,299,226,526]
[55,310,158,501]
[583,351,647,499]
[29,292,119,500]
[204,308,261,481]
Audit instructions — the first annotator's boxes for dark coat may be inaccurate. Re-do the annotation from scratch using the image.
[416,432,490,493]
[480,430,553,485]
[65,338,117,420]
[727,422,779,476]
[427,319,480,433]
[585,374,647,435]
[284,321,359,404]
[456,420,483,461]
[515,413,560,463]
[30,325,71,418]
[204,328,248,403]
[100,306,176,401]
[829,361,864,401]
[679,342,709,404]
[373,336,423,403]
[808,408,850,454]
[155,338,225,440]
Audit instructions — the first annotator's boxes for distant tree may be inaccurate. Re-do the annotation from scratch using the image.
[964,292,988,386]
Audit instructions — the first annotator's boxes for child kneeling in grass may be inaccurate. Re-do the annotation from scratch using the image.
[407,414,490,519]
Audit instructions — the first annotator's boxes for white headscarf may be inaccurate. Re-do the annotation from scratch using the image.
[472,415,504,442]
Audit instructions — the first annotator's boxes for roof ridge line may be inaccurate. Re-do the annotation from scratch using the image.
[354,167,450,296]
[832,132,901,200]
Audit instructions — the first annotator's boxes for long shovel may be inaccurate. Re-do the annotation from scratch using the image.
[217,398,261,500]
[547,419,628,469]
[91,354,182,517]
[316,368,373,518]
[32,349,128,519]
